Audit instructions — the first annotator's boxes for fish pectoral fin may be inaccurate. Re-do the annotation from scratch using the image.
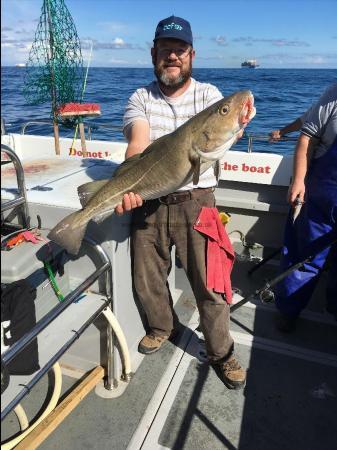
[213,160,220,181]
[78,179,110,207]
[192,157,201,185]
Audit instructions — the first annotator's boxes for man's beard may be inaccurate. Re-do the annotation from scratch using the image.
[154,61,192,88]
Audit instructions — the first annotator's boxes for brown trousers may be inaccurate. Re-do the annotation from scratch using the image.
[132,189,234,362]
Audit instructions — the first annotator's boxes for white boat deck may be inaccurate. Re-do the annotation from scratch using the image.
[1,134,336,450]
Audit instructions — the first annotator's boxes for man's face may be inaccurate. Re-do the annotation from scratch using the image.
[151,38,195,88]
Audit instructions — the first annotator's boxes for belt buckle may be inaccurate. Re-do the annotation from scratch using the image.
[159,191,192,205]
[158,195,169,205]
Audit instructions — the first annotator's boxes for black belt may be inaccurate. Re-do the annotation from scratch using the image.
[158,187,214,205]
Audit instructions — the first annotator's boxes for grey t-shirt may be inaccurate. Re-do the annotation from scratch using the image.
[123,78,223,190]
[301,83,337,158]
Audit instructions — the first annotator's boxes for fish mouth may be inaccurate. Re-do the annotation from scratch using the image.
[196,92,256,161]
[240,93,256,124]
[196,130,241,161]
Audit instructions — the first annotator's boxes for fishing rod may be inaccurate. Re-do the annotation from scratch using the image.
[230,237,337,313]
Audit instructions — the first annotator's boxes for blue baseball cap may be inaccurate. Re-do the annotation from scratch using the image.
[154,15,193,46]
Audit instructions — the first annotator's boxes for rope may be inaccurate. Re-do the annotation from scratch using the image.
[70,40,94,149]
[44,261,64,301]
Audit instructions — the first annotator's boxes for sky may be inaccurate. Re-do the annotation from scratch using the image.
[2,0,337,68]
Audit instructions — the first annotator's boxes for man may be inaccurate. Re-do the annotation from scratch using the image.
[272,83,337,331]
[116,16,246,389]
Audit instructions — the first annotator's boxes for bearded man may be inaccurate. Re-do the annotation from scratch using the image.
[116,16,246,389]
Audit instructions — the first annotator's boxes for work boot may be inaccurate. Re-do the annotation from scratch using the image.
[214,355,246,390]
[138,332,171,355]
[275,312,297,333]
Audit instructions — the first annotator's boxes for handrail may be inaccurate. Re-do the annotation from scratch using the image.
[20,120,123,141]
[1,118,6,135]
[20,121,95,136]
[1,237,115,420]
[1,238,111,367]
[17,121,297,151]
[1,144,30,228]
[20,121,54,135]
[243,132,298,153]
[1,302,108,421]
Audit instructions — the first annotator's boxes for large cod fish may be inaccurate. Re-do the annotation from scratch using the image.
[48,90,256,255]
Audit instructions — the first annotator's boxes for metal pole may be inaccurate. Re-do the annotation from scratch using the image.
[1,144,30,228]
[1,301,109,420]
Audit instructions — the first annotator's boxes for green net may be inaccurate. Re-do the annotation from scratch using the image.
[23,0,84,121]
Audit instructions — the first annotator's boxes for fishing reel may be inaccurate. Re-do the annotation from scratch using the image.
[258,285,275,304]
[1,358,10,394]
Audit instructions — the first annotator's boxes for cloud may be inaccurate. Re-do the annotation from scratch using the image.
[97,21,128,34]
[212,35,228,46]
[15,29,33,35]
[1,23,35,52]
[2,43,16,49]
[81,38,143,50]
[1,38,32,49]
[136,59,151,65]
[272,39,310,47]
[109,57,129,65]
[196,54,226,61]
[232,36,310,47]
[261,53,303,61]
[2,36,32,43]
[259,52,337,65]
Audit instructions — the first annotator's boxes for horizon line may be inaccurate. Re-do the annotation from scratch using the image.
[2,65,336,70]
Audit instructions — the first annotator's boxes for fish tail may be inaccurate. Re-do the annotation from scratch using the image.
[47,211,88,255]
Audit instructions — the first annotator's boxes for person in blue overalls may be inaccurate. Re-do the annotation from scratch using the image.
[274,83,337,332]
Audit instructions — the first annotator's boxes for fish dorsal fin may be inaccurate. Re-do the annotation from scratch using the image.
[192,157,201,185]
[77,179,110,207]
[113,154,142,178]
[114,137,170,177]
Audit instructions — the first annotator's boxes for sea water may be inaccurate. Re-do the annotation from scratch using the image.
[1,67,336,154]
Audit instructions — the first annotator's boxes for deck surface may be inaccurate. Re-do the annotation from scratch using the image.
[1,260,337,450]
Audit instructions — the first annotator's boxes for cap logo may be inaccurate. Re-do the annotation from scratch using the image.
[163,22,183,31]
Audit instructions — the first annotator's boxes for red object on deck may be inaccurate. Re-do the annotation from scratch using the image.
[57,103,101,116]
[194,207,235,302]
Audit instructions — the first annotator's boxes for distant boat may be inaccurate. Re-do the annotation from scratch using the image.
[241,59,259,68]
[15,63,26,67]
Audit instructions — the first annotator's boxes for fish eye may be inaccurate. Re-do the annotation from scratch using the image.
[220,104,230,115]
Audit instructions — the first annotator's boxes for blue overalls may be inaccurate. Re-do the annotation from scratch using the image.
[275,137,337,318]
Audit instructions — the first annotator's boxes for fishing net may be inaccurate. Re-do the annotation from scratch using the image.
[23,0,84,123]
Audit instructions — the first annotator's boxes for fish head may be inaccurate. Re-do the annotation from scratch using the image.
[192,90,256,161]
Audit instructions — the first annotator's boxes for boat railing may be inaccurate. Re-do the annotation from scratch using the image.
[1,143,30,229]
[243,132,297,152]
[20,120,123,141]
[1,236,115,421]
[1,118,6,136]
[18,121,299,152]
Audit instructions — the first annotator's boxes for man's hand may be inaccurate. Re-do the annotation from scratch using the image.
[287,180,305,206]
[269,129,282,142]
[115,192,143,215]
